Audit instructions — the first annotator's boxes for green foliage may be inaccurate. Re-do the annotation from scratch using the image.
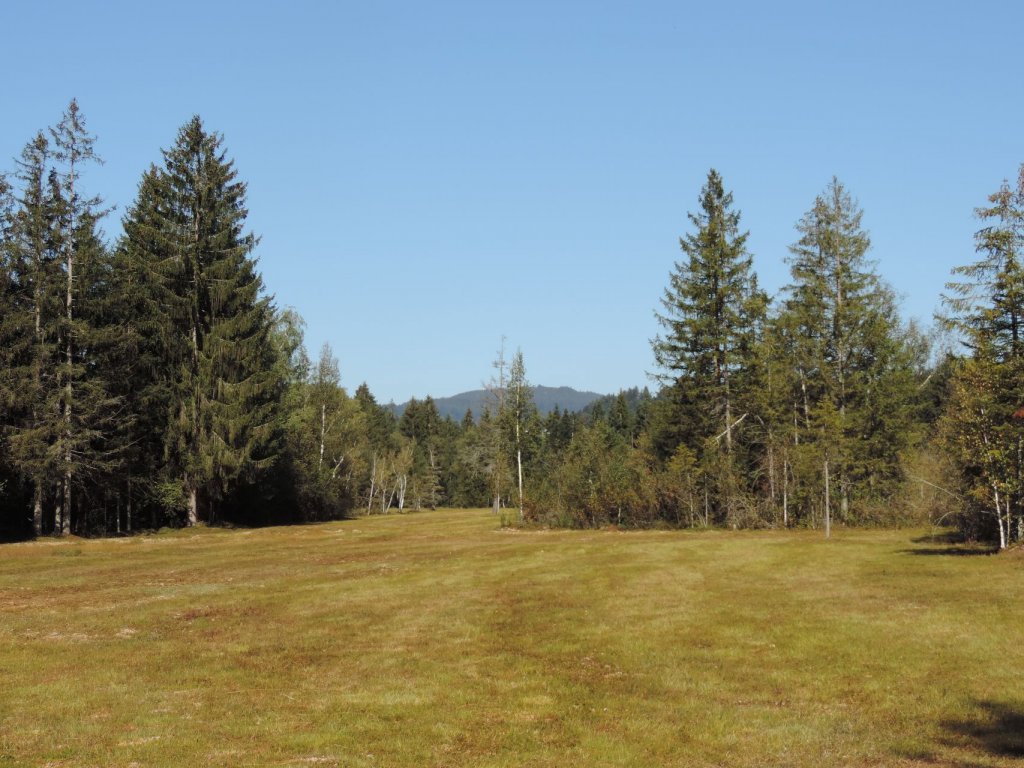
[939,165,1024,547]
[527,421,657,528]
[121,116,281,524]
[282,343,366,520]
[650,169,768,522]
[770,178,918,528]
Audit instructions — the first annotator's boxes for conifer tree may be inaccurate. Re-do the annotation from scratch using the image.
[0,172,25,533]
[941,164,1024,547]
[652,169,766,522]
[120,116,279,525]
[505,349,534,520]
[4,132,64,535]
[48,99,107,534]
[777,178,914,531]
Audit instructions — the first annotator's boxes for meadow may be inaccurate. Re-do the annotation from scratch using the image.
[1,509,1022,767]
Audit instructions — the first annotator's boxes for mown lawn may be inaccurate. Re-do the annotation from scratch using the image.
[1,509,1022,767]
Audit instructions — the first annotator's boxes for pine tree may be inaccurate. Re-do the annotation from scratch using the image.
[941,164,1024,547]
[777,178,914,531]
[4,132,64,535]
[112,166,183,528]
[120,116,280,525]
[0,172,28,535]
[505,348,535,520]
[652,169,766,523]
[47,99,106,534]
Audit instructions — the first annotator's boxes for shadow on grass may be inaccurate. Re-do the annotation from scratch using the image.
[902,530,997,556]
[901,546,997,557]
[910,531,965,545]
[898,701,1024,766]
[943,701,1024,760]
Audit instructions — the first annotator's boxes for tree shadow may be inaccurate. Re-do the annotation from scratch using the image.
[941,700,1024,760]
[901,546,997,557]
[910,531,965,545]
[902,530,996,556]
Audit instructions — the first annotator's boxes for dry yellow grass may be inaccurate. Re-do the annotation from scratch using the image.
[1,509,1022,766]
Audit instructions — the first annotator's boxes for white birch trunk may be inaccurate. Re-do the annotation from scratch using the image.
[824,459,831,539]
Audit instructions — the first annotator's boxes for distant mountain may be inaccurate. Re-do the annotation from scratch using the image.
[388,385,605,421]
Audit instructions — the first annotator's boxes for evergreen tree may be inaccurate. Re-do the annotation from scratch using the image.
[120,116,279,525]
[941,164,1024,547]
[0,172,29,535]
[4,132,65,535]
[505,349,535,520]
[652,169,767,523]
[776,178,915,531]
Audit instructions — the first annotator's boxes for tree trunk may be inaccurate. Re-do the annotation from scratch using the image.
[319,403,326,474]
[187,485,198,527]
[61,145,76,538]
[993,485,1007,550]
[516,447,524,521]
[824,459,831,539]
[367,454,377,512]
[782,457,788,528]
[61,470,71,536]
[32,483,43,537]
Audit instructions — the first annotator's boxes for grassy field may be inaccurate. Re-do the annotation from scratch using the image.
[1,509,1022,767]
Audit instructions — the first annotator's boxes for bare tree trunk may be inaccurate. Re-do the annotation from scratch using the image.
[367,454,377,512]
[61,472,71,536]
[993,485,1007,550]
[187,485,198,527]
[53,481,63,536]
[799,371,811,430]
[319,403,326,474]
[396,474,407,511]
[516,446,524,521]
[32,482,43,537]
[782,457,789,528]
[61,143,76,539]
[824,459,831,539]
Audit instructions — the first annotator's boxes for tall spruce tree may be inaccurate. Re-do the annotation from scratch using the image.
[4,132,64,535]
[49,100,103,534]
[120,116,279,525]
[0,172,26,534]
[776,178,914,532]
[652,169,766,523]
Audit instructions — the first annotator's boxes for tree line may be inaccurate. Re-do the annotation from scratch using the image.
[524,167,1024,550]
[0,102,1020,547]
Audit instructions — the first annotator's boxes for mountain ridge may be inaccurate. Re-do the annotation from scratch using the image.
[387,385,605,421]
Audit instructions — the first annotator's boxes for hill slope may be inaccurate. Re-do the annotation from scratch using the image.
[389,385,604,420]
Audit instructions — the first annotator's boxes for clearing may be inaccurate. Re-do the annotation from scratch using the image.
[1,509,1022,766]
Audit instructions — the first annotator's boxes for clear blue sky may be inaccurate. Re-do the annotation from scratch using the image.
[4,1,1022,404]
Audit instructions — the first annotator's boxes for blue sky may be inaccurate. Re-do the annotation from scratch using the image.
[3,1,1022,403]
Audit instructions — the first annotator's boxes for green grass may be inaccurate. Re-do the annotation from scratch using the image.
[1,510,1023,767]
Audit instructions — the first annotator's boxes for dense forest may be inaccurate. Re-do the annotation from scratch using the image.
[1,102,1022,548]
